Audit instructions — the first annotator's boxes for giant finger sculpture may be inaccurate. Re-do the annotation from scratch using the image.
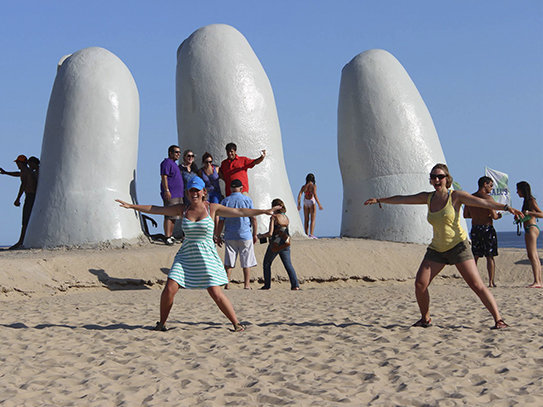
[176,24,303,235]
[338,49,465,243]
[24,47,142,248]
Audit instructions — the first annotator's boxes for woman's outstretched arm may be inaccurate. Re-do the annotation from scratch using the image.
[116,199,182,217]
[212,204,279,219]
[364,192,429,206]
[452,190,522,217]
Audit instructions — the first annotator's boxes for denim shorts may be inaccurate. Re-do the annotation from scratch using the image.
[424,239,474,265]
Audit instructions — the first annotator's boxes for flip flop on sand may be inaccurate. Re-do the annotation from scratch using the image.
[234,323,245,332]
[412,318,432,328]
[493,319,509,329]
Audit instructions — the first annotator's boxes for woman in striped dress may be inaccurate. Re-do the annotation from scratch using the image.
[116,176,278,332]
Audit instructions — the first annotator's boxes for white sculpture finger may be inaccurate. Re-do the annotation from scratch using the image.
[24,47,142,248]
[338,49,466,243]
[176,24,303,235]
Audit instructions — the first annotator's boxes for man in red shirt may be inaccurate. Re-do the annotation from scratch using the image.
[219,142,266,196]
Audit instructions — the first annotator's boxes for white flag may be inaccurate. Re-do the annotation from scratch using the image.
[485,167,511,207]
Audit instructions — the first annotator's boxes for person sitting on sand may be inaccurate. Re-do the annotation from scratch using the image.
[116,176,279,332]
[364,163,522,329]
[297,173,323,239]
[257,198,300,291]
[515,181,542,288]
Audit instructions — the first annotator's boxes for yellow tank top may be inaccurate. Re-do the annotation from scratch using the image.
[427,191,467,252]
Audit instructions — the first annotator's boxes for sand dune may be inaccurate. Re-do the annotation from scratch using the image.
[0,238,539,298]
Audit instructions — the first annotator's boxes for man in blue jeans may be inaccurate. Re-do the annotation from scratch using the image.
[215,179,257,289]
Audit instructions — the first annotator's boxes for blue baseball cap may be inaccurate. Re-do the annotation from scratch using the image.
[187,176,205,191]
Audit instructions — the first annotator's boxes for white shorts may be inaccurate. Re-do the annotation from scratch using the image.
[224,239,257,268]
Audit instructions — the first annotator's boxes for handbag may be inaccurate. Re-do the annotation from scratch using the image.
[270,226,290,253]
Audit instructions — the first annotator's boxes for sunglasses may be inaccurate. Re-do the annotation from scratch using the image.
[186,154,195,158]
[204,160,212,163]
[173,151,181,154]
[429,173,447,180]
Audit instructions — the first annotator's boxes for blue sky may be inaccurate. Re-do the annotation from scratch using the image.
[0,1,541,245]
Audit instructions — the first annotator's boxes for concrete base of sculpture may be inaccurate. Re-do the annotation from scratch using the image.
[338,49,466,244]
[176,24,304,235]
[24,47,143,248]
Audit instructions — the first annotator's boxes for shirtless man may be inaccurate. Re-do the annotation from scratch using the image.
[463,176,501,287]
[0,155,39,249]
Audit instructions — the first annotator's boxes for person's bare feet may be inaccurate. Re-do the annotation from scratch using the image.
[527,283,543,288]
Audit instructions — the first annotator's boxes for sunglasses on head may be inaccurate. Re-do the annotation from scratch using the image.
[429,173,447,180]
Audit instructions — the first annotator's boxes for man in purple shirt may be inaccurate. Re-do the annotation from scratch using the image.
[160,145,184,244]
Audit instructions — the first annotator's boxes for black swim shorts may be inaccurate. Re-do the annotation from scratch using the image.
[470,224,498,257]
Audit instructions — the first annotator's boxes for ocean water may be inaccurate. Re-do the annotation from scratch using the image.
[317,230,541,250]
[497,231,542,249]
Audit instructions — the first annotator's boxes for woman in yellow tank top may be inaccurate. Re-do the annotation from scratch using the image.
[364,164,522,329]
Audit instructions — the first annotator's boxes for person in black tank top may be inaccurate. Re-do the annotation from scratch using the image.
[258,198,300,290]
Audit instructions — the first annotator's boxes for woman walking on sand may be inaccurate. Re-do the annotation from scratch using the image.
[516,181,542,288]
[258,198,300,290]
[116,176,279,332]
[364,163,522,329]
[297,173,323,238]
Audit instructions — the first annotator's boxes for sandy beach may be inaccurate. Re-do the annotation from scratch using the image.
[1,238,542,406]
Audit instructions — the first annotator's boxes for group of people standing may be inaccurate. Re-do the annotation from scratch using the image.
[463,177,542,289]
[0,154,40,249]
[119,142,310,331]
[159,143,265,245]
[120,157,540,332]
[3,147,536,334]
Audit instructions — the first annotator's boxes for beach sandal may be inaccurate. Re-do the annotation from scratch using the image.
[153,322,168,331]
[412,318,432,328]
[494,319,508,329]
[234,323,245,332]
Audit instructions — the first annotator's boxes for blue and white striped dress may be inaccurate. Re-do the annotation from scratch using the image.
[168,214,228,289]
